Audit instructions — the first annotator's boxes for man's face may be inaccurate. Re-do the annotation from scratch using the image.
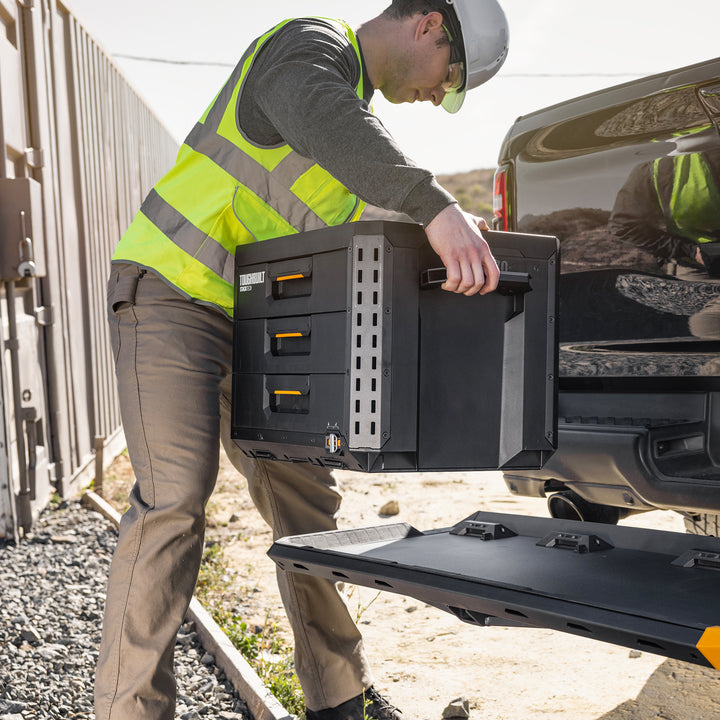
[380,14,454,107]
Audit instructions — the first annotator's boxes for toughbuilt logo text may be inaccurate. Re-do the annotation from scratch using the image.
[238,271,265,286]
[237,270,265,293]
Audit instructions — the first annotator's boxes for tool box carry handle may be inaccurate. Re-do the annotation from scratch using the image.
[420,268,532,295]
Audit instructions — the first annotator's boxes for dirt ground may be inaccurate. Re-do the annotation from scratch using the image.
[104,451,720,720]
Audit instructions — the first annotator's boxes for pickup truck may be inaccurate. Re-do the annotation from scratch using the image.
[492,57,720,537]
[245,59,720,670]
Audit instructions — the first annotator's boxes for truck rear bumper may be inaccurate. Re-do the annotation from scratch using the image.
[504,390,720,514]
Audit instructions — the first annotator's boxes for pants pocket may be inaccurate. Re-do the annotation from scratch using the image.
[107,265,145,314]
[107,265,144,364]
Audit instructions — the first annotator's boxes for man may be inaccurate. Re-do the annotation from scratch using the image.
[609,146,720,276]
[95,1,509,719]
[609,145,720,359]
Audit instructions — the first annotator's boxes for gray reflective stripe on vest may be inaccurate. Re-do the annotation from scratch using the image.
[140,189,235,285]
[184,122,328,232]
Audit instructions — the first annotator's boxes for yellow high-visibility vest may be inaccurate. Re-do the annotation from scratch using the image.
[653,152,720,246]
[113,18,367,316]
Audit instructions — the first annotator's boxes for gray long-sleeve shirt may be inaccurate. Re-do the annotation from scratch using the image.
[237,18,456,227]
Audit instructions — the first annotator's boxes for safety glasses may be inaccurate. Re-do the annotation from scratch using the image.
[441,61,465,93]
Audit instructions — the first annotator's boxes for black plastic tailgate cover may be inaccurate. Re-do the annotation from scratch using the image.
[269,511,720,669]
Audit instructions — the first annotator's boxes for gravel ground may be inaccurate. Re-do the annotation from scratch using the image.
[0,500,251,720]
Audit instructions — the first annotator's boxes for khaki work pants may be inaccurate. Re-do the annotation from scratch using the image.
[95,264,372,720]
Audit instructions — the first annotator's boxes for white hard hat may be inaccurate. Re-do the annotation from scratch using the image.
[436,0,509,113]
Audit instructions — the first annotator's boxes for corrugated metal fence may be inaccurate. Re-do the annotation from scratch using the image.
[0,0,177,537]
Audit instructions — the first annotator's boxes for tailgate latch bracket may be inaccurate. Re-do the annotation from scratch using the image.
[672,549,720,571]
[537,531,613,554]
[450,520,518,540]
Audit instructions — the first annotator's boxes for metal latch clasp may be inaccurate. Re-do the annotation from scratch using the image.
[325,432,342,454]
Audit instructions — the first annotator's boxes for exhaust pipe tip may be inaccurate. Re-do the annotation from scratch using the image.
[547,490,624,525]
[547,490,585,521]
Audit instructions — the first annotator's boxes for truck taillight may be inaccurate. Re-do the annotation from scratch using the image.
[493,166,509,231]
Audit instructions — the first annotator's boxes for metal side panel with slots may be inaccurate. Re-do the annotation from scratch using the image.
[268,511,720,670]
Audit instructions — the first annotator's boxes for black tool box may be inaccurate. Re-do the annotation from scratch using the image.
[268,511,720,670]
[231,221,559,472]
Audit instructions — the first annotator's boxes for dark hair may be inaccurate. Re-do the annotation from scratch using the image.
[382,0,451,48]
[383,0,438,21]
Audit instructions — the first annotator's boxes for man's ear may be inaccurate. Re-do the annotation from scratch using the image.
[414,10,444,40]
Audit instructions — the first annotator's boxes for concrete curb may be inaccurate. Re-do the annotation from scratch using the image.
[82,490,294,720]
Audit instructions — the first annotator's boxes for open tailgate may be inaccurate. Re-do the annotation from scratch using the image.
[269,510,720,670]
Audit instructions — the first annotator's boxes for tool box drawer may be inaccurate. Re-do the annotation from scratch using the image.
[235,249,350,318]
[233,221,423,319]
[232,221,559,472]
[234,312,348,375]
[232,372,348,438]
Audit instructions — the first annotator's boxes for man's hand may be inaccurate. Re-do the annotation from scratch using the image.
[425,204,499,295]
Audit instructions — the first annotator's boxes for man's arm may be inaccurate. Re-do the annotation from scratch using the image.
[240,19,497,294]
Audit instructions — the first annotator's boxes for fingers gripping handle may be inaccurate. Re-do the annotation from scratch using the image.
[420,268,531,295]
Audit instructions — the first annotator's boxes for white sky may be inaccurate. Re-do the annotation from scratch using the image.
[65,0,720,174]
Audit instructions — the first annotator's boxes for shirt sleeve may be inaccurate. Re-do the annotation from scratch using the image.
[237,19,456,227]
